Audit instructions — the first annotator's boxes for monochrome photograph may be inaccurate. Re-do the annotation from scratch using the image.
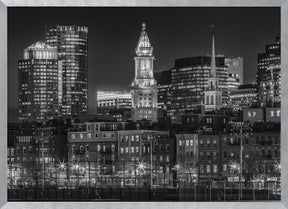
[7,7,281,201]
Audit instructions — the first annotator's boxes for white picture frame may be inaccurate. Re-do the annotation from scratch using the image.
[0,0,287,209]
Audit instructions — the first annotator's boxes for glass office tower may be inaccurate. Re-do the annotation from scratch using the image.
[45,25,88,118]
[18,41,62,122]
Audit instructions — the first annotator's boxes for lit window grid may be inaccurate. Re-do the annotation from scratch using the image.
[45,25,88,116]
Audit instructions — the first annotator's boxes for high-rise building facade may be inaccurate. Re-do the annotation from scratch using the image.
[168,28,228,121]
[258,63,281,107]
[257,37,280,101]
[229,84,257,110]
[45,25,88,117]
[154,69,172,111]
[18,41,62,122]
[225,57,244,85]
[96,91,132,114]
[227,73,240,91]
[169,56,228,120]
[131,23,158,122]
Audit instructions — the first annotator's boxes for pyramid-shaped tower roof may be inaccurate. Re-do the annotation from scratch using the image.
[135,23,153,56]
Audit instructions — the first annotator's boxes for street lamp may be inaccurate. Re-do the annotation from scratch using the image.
[172,163,181,187]
[57,160,67,188]
[172,163,182,200]
[229,160,240,198]
[231,121,253,200]
[136,160,147,188]
[137,161,146,175]
[149,137,158,190]
[72,163,80,188]
[76,164,80,187]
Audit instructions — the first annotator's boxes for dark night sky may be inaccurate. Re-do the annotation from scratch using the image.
[8,7,280,122]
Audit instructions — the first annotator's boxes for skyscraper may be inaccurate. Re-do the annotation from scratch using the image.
[18,41,62,122]
[258,63,281,107]
[154,69,172,111]
[225,57,244,85]
[168,27,228,121]
[257,37,281,107]
[229,84,257,110]
[169,56,228,121]
[227,73,240,91]
[131,23,158,122]
[45,25,88,118]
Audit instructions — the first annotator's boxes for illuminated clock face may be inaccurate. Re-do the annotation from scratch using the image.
[140,60,150,77]
[141,60,150,70]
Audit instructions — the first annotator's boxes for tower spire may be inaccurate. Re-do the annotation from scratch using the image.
[211,25,216,77]
[142,22,146,32]
[136,22,153,56]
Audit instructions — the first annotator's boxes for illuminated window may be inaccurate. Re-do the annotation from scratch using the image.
[200,140,203,147]
[223,164,227,172]
[277,110,280,117]
[253,111,256,118]
[120,136,124,142]
[213,165,218,173]
[271,111,274,117]
[207,140,211,147]
[248,112,251,118]
[207,165,211,173]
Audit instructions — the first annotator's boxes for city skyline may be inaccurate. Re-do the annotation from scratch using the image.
[7,7,281,201]
[8,7,280,122]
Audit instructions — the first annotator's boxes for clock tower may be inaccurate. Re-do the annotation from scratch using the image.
[131,23,158,122]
